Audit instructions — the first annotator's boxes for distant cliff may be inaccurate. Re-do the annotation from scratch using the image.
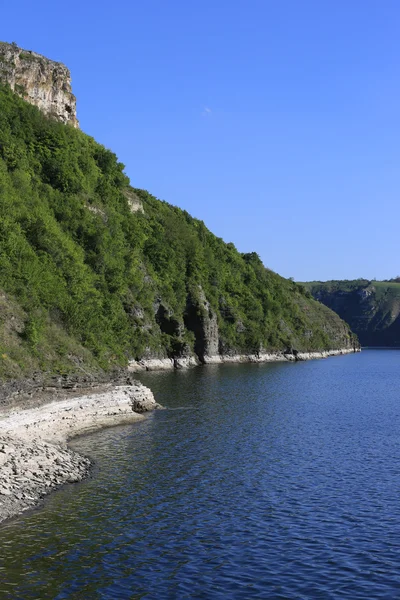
[304,280,400,347]
[0,42,78,128]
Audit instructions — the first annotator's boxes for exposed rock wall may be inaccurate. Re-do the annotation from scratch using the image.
[128,284,360,372]
[123,189,144,213]
[0,41,78,127]
[184,287,219,361]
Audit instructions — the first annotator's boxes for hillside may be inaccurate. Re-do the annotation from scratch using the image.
[0,83,358,381]
[304,279,400,347]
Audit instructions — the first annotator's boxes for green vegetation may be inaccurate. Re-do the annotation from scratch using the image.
[0,84,356,380]
[303,280,400,347]
[18,53,35,62]
[14,83,26,96]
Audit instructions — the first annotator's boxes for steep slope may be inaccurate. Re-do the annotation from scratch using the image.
[0,83,358,380]
[304,279,400,346]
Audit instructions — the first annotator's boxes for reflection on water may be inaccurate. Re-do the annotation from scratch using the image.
[1,352,400,598]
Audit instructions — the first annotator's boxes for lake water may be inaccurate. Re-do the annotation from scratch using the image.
[1,350,400,599]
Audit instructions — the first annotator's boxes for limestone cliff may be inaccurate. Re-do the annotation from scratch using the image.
[0,42,78,127]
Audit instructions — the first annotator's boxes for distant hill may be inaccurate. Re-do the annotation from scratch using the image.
[303,279,400,347]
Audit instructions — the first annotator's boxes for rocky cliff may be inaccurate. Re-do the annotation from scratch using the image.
[304,279,400,347]
[0,42,78,128]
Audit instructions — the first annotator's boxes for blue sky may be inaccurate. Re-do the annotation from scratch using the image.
[2,1,400,281]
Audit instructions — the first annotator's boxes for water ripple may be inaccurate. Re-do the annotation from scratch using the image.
[1,351,400,598]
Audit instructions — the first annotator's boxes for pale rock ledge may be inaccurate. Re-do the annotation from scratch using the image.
[0,383,161,524]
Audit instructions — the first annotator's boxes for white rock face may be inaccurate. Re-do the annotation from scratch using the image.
[203,348,359,364]
[174,356,199,369]
[0,41,79,127]
[123,189,144,213]
[128,356,199,372]
[128,358,174,372]
[0,384,160,443]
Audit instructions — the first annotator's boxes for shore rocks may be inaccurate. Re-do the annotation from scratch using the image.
[129,347,360,371]
[0,434,90,522]
[0,382,161,524]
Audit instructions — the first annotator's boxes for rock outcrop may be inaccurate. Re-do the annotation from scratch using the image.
[123,189,144,213]
[0,41,78,127]
[184,287,219,361]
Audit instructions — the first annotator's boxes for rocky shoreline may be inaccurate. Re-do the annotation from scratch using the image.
[0,382,160,524]
[128,347,360,371]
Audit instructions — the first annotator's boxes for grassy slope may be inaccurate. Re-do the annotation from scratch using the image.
[303,279,400,346]
[0,84,357,380]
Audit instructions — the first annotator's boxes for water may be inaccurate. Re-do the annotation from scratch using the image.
[1,350,400,599]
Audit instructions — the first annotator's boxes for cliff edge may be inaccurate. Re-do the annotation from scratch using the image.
[0,41,78,128]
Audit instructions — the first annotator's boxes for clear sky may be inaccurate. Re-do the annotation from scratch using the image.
[2,1,400,281]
